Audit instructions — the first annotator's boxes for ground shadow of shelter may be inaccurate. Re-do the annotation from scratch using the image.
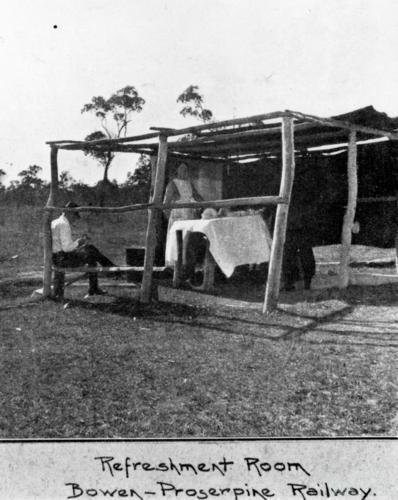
[63,283,398,348]
[4,280,397,348]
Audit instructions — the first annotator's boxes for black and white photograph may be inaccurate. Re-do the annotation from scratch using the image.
[1,0,398,447]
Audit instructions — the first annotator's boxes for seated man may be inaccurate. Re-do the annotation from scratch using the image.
[51,201,116,299]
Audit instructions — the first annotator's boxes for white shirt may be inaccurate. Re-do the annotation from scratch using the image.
[51,214,79,253]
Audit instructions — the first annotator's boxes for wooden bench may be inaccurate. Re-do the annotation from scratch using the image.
[51,265,166,299]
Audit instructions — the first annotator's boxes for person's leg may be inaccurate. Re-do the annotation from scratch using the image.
[184,232,207,283]
[78,244,115,268]
[75,244,116,294]
[300,241,316,290]
[83,246,107,294]
[62,247,105,295]
[283,238,299,291]
[87,272,99,295]
[53,270,65,299]
[60,250,85,267]
[52,253,67,300]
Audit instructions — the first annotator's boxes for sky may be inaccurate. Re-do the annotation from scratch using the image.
[0,0,398,185]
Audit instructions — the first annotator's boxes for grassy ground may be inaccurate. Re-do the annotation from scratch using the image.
[1,205,398,438]
[1,280,398,438]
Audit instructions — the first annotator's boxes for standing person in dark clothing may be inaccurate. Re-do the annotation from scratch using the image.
[283,204,316,291]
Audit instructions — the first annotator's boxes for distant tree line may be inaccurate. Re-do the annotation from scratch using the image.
[0,84,213,207]
[0,157,152,207]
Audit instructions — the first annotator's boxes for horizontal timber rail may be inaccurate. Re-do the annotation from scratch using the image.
[358,196,398,203]
[45,195,286,214]
[52,266,166,273]
[167,124,283,146]
[171,130,350,155]
[165,119,336,149]
[59,142,157,152]
[47,131,160,147]
[168,152,231,163]
[150,111,288,137]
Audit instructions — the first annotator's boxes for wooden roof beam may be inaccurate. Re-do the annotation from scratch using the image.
[167,151,229,163]
[58,142,158,152]
[150,110,288,137]
[193,119,290,138]
[167,125,283,148]
[47,108,398,152]
[168,129,350,156]
[287,110,398,140]
[166,120,343,150]
[47,131,160,148]
[170,142,281,156]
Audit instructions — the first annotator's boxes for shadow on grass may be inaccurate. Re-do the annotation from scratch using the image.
[3,281,398,348]
[278,305,354,340]
[59,291,398,349]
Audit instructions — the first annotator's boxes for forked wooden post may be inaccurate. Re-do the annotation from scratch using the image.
[140,134,168,302]
[339,130,357,288]
[43,145,59,297]
[263,117,295,313]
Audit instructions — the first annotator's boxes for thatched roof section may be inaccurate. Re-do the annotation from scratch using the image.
[333,105,398,131]
[48,107,398,162]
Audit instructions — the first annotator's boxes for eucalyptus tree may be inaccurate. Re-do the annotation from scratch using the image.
[177,85,213,123]
[81,86,145,184]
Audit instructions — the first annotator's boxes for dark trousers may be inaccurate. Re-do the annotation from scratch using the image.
[283,232,315,289]
[52,244,115,297]
[183,232,208,280]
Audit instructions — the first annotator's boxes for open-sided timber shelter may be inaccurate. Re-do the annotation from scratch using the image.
[44,108,398,313]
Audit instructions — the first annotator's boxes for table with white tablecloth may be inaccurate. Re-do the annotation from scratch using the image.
[165,214,272,281]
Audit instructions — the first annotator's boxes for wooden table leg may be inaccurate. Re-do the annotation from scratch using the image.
[202,241,216,292]
[173,230,183,288]
[395,234,398,274]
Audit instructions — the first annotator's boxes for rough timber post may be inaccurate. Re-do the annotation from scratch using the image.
[43,145,59,297]
[263,116,295,313]
[339,130,357,288]
[140,134,168,303]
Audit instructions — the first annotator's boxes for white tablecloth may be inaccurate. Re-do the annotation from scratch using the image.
[165,214,272,277]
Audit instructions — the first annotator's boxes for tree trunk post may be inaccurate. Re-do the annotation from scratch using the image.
[150,155,157,194]
[339,130,358,288]
[43,145,59,297]
[263,116,295,313]
[140,134,168,303]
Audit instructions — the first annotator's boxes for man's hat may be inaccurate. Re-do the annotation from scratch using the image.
[64,201,80,218]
